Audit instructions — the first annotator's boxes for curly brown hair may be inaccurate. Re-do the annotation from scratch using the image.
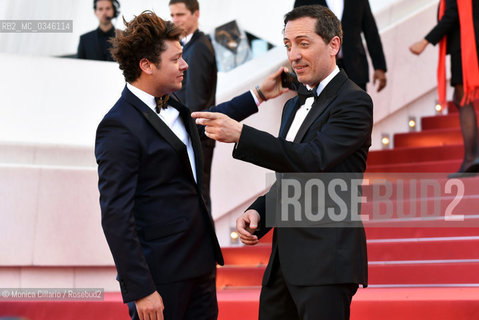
[110,10,183,83]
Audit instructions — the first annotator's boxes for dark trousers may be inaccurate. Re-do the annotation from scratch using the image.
[200,138,215,213]
[259,261,358,320]
[128,272,218,320]
[336,58,367,91]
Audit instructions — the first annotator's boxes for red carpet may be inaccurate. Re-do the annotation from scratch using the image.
[3,288,479,320]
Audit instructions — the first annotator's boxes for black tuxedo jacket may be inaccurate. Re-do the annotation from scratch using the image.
[175,29,217,112]
[95,86,257,303]
[77,27,115,61]
[233,70,371,287]
[294,0,387,85]
[425,0,479,54]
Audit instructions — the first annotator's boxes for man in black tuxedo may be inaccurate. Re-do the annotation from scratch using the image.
[294,0,387,92]
[77,0,120,61]
[193,5,372,319]
[95,11,286,320]
[169,0,217,213]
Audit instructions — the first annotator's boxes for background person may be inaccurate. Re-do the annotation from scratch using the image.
[169,0,217,212]
[77,0,120,61]
[410,0,479,177]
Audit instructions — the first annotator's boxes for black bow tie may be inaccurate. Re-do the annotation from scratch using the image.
[155,95,170,113]
[297,85,317,107]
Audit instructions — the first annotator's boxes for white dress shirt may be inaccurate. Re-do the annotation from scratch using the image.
[126,83,197,182]
[181,32,194,46]
[326,0,344,58]
[285,66,340,142]
[326,0,344,20]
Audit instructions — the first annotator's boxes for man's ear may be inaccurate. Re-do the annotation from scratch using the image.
[193,10,200,19]
[139,58,153,75]
[329,36,341,56]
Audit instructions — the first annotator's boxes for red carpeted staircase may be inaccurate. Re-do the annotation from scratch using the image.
[2,102,479,319]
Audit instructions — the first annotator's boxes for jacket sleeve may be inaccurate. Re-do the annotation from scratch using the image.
[361,0,387,71]
[95,118,157,303]
[196,91,259,136]
[233,90,373,173]
[425,0,459,45]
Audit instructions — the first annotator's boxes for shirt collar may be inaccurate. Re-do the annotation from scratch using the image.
[313,65,340,97]
[181,31,195,46]
[126,83,156,112]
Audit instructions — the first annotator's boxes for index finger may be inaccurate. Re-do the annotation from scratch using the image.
[191,111,218,119]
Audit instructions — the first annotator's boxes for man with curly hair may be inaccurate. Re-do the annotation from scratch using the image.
[77,0,120,61]
[95,10,286,320]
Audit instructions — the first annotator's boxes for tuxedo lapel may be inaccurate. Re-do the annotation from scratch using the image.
[169,95,210,214]
[169,95,204,187]
[279,99,300,138]
[182,29,200,52]
[293,70,348,143]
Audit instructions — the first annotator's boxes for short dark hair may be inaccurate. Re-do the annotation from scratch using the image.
[168,0,200,13]
[110,11,183,83]
[93,0,120,19]
[284,5,342,44]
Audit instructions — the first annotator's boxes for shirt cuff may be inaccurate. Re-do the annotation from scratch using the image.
[250,89,261,106]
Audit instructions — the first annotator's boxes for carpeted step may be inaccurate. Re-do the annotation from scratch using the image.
[222,245,271,266]
[366,159,462,173]
[365,226,479,240]
[217,260,479,287]
[369,260,479,285]
[393,128,462,148]
[351,287,479,320]
[258,226,479,243]
[421,114,468,131]
[367,144,463,166]
[217,266,265,288]
[222,237,479,265]
[367,237,479,261]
